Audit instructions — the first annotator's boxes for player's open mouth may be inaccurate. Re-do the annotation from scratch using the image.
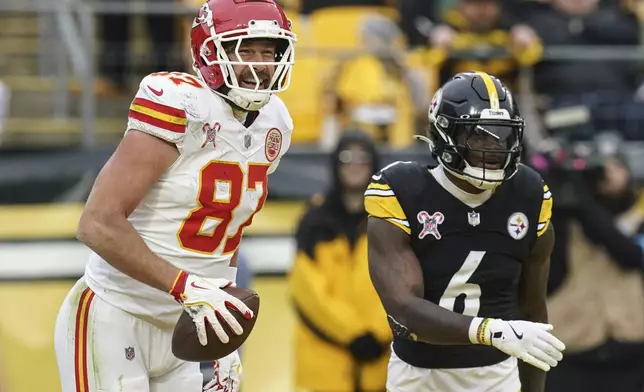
[483,161,502,169]
[469,155,503,170]
[240,79,268,89]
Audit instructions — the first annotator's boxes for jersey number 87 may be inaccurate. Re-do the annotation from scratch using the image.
[176,161,270,255]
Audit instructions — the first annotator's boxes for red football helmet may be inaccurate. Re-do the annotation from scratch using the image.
[190,0,296,111]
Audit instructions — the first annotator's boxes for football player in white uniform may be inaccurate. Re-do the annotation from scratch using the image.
[54,1,296,391]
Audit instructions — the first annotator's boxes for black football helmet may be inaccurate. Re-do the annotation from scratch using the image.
[420,72,524,190]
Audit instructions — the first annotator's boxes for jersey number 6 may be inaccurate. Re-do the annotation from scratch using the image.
[177,161,269,255]
[438,251,486,317]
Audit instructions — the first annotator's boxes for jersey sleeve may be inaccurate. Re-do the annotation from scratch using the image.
[267,129,291,175]
[126,73,188,145]
[364,172,411,235]
[267,96,294,175]
[537,183,553,237]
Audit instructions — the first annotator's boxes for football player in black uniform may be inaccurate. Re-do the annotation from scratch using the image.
[365,72,565,392]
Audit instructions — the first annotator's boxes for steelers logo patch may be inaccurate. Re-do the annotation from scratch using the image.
[507,212,529,240]
[428,88,443,119]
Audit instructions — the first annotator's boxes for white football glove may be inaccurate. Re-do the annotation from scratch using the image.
[170,271,253,345]
[469,317,566,372]
[203,350,242,392]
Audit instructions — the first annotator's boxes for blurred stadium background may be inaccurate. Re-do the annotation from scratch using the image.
[1,0,644,391]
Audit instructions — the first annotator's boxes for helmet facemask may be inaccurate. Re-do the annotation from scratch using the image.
[427,109,524,190]
[191,5,296,111]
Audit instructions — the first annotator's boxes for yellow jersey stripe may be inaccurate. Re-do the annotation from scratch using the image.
[383,218,412,235]
[129,104,188,126]
[367,182,391,191]
[537,196,553,237]
[476,71,500,110]
[365,194,407,222]
[543,184,552,200]
[537,220,551,237]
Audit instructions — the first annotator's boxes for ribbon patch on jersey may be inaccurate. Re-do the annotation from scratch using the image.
[201,122,220,148]
[507,212,529,240]
[125,346,136,361]
[417,211,445,240]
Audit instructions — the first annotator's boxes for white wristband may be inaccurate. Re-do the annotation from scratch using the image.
[228,267,238,285]
[468,317,485,345]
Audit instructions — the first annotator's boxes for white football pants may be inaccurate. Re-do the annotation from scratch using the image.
[386,346,522,392]
[54,277,203,392]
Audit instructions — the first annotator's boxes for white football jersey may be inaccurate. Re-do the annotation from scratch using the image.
[85,71,293,327]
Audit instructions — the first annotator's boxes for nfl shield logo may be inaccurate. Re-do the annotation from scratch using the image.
[468,211,480,227]
[125,347,135,361]
[244,133,252,149]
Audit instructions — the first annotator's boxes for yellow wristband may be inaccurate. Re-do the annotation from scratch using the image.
[477,318,492,345]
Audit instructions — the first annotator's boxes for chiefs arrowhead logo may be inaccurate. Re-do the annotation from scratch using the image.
[193,4,212,27]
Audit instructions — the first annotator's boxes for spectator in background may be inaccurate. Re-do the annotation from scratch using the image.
[96,0,182,97]
[529,141,644,392]
[395,0,441,48]
[322,15,427,150]
[421,0,543,89]
[526,0,640,96]
[288,130,391,392]
[524,0,643,140]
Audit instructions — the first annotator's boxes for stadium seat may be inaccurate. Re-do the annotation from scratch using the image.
[307,6,399,51]
[276,13,325,144]
[277,54,325,144]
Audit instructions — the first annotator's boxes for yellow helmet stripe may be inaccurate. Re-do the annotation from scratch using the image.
[476,71,499,110]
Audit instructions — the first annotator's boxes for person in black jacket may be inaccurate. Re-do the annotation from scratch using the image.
[289,130,392,392]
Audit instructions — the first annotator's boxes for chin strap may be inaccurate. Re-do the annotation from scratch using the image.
[227,89,271,111]
[442,159,501,191]
[413,134,432,145]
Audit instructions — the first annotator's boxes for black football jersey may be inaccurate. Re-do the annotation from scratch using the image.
[364,161,553,369]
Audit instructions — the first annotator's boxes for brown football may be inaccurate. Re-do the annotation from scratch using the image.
[171,286,260,362]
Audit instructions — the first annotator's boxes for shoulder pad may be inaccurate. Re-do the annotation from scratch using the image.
[127,72,207,144]
[515,164,553,237]
[264,95,294,144]
[263,95,294,174]
[364,161,423,235]
[513,164,545,192]
[377,161,425,184]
